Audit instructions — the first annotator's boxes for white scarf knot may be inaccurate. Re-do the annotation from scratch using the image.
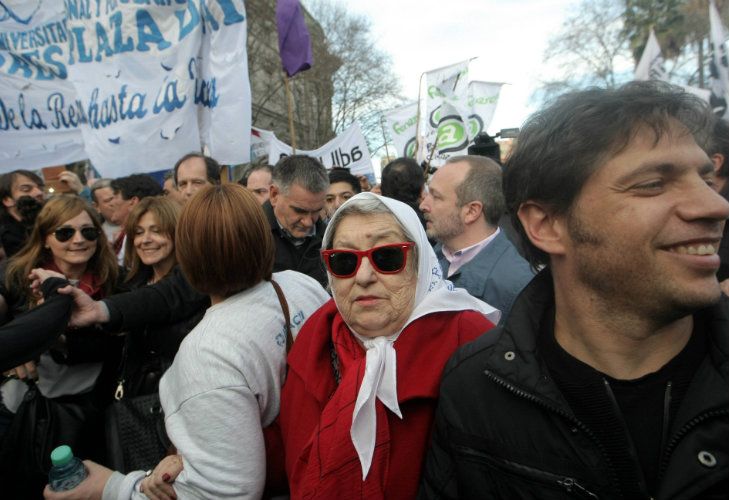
[350,334,403,479]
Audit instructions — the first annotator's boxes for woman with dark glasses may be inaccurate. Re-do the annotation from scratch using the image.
[276,192,501,499]
[0,195,119,498]
[41,184,329,500]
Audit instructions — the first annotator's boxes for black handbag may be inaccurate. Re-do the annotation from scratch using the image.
[105,330,172,474]
[105,390,170,473]
[0,379,95,498]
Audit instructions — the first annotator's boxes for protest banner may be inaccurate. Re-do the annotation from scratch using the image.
[383,102,417,158]
[0,0,251,176]
[417,59,470,164]
[252,123,375,180]
[467,81,503,139]
[0,2,87,170]
[412,60,503,166]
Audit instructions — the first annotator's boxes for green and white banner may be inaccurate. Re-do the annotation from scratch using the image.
[467,81,503,139]
[418,59,470,164]
[413,60,504,165]
[383,102,417,158]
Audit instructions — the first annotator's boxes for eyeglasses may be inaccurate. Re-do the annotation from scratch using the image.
[321,242,415,278]
[53,226,100,243]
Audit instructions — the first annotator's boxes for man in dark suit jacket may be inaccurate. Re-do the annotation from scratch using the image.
[262,155,329,287]
[420,155,533,318]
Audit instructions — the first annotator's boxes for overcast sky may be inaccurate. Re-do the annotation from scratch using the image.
[304,0,578,134]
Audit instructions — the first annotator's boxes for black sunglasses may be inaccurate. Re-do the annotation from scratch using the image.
[53,226,100,243]
[321,242,415,278]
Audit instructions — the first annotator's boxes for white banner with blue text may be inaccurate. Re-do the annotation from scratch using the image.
[253,123,375,180]
[0,0,251,176]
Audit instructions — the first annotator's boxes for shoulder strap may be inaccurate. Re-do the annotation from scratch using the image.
[270,279,293,353]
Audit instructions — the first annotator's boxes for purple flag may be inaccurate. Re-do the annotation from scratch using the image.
[276,0,313,77]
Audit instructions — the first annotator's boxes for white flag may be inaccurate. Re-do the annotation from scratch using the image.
[467,81,503,139]
[709,0,729,118]
[632,28,710,104]
[434,101,469,159]
[383,102,417,158]
[634,28,667,81]
[418,59,470,164]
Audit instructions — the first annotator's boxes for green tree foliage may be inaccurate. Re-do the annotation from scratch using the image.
[624,0,689,62]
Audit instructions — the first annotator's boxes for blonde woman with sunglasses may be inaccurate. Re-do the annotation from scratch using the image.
[0,195,119,498]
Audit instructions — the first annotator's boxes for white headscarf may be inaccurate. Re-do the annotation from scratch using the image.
[322,192,501,478]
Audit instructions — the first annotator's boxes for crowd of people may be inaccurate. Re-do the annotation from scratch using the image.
[0,80,727,499]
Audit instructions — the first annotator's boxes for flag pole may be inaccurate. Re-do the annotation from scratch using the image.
[424,133,439,181]
[284,73,298,153]
[380,115,392,160]
[414,71,425,165]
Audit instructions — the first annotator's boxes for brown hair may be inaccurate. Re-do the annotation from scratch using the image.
[5,195,118,302]
[123,196,181,282]
[504,81,714,269]
[176,184,274,297]
[446,155,505,227]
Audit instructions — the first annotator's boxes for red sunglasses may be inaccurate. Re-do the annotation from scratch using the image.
[321,242,415,278]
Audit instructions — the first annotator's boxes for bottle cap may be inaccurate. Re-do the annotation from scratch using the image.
[50,445,74,467]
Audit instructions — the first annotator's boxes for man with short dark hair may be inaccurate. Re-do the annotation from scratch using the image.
[325,167,361,219]
[239,164,273,204]
[420,155,533,317]
[173,152,221,203]
[380,157,427,230]
[265,155,329,286]
[109,174,163,264]
[0,170,44,257]
[420,82,729,499]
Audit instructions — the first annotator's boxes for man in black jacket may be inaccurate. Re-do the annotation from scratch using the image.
[263,155,329,287]
[420,82,729,499]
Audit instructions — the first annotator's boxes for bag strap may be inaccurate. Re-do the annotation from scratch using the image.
[270,279,293,353]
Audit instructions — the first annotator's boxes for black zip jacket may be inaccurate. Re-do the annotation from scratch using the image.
[103,266,209,333]
[419,270,729,500]
[262,200,328,288]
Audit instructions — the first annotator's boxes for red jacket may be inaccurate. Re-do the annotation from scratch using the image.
[277,299,494,499]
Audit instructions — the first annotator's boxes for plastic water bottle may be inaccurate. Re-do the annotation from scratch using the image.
[48,445,87,491]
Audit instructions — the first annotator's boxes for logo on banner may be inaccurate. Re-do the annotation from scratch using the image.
[429,106,442,128]
[404,136,417,158]
[392,115,416,136]
[467,94,498,107]
[468,114,483,138]
[436,115,468,154]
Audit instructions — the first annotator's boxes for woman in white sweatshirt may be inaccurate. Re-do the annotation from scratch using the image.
[43,184,329,500]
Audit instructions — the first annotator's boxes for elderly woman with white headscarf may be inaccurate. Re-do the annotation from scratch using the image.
[276,192,500,499]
